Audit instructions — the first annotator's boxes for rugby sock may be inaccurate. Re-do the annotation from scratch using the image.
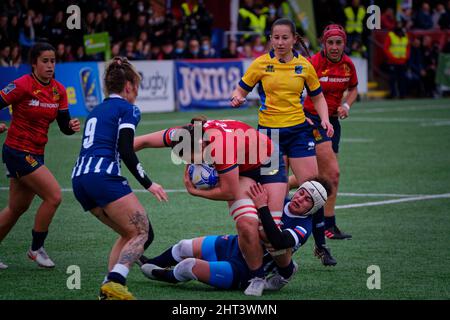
[278,260,295,279]
[144,247,177,268]
[107,264,129,285]
[249,265,265,279]
[153,269,180,283]
[31,230,48,251]
[312,207,326,248]
[325,215,336,230]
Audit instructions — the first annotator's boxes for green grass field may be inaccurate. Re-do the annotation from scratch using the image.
[0,98,449,300]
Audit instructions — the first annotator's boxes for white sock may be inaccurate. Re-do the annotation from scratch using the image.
[111,264,129,278]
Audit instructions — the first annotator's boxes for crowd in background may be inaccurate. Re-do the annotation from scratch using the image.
[0,0,449,97]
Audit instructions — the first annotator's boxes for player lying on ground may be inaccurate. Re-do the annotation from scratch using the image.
[139,179,329,292]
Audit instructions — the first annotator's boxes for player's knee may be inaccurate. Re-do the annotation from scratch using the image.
[172,239,194,262]
[329,169,340,190]
[236,218,259,242]
[173,257,198,282]
[46,191,62,208]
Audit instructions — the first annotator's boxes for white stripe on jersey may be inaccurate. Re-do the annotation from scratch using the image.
[75,157,85,177]
[106,162,114,174]
[286,229,300,247]
[94,158,104,173]
[71,157,80,179]
[83,157,92,174]
[118,123,136,131]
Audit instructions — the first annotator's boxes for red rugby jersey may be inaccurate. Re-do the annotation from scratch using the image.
[0,74,68,154]
[163,120,273,174]
[303,52,358,117]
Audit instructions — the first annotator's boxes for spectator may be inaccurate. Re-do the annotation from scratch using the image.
[238,41,254,59]
[383,22,410,99]
[111,42,121,57]
[0,43,11,66]
[432,3,447,29]
[422,35,439,97]
[349,38,367,58]
[200,36,216,58]
[123,39,137,60]
[142,41,152,60]
[135,40,146,60]
[251,34,265,58]
[7,15,20,45]
[407,37,425,97]
[443,36,450,53]
[184,38,202,59]
[414,2,433,30]
[161,40,175,60]
[46,10,65,45]
[343,0,366,50]
[10,43,22,66]
[221,39,239,58]
[174,39,186,59]
[55,42,65,62]
[398,6,414,30]
[94,11,107,33]
[64,44,75,62]
[438,1,450,29]
[19,15,35,56]
[381,7,396,31]
[0,13,8,45]
[150,44,162,60]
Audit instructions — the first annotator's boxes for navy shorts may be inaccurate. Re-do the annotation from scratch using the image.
[72,173,133,211]
[2,144,44,178]
[240,152,287,184]
[258,121,316,158]
[305,111,341,153]
[201,235,250,290]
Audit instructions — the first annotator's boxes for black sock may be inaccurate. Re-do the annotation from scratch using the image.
[107,272,126,286]
[278,260,295,279]
[313,207,326,248]
[31,230,48,251]
[154,269,180,283]
[325,215,336,229]
[249,265,264,279]
[144,247,177,268]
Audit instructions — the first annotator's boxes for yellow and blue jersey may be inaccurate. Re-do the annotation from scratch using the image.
[239,50,322,128]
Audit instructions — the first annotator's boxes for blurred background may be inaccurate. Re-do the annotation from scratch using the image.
[0,0,449,116]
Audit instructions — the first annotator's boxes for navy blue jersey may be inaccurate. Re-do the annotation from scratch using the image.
[262,199,312,272]
[71,95,141,178]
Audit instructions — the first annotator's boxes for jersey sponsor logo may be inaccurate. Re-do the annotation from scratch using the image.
[295,65,303,74]
[319,77,350,83]
[132,105,141,119]
[29,99,40,106]
[265,169,279,176]
[265,65,275,72]
[2,83,16,95]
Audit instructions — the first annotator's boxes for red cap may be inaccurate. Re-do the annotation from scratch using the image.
[322,24,347,46]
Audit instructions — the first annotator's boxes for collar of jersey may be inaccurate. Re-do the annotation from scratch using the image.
[284,202,308,219]
[108,93,125,100]
[269,49,299,62]
[31,73,51,86]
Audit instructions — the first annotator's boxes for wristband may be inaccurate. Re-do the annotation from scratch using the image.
[342,102,350,112]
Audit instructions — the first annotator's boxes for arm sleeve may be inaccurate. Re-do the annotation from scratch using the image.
[239,59,262,92]
[258,206,297,249]
[56,109,75,135]
[0,78,27,108]
[118,128,153,189]
[304,60,322,96]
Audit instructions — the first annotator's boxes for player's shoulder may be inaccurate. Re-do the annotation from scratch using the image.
[51,78,66,91]
[13,74,33,89]
[252,52,274,66]
[342,54,356,67]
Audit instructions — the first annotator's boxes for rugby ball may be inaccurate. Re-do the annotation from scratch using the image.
[188,164,219,190]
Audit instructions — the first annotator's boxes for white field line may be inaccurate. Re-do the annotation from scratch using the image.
[1,187,448,211]
[351,104,450,114]
[335,193,450,210]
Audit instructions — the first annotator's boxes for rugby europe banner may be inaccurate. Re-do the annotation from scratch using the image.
[98,60,175,113]
[175,59,244,110]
